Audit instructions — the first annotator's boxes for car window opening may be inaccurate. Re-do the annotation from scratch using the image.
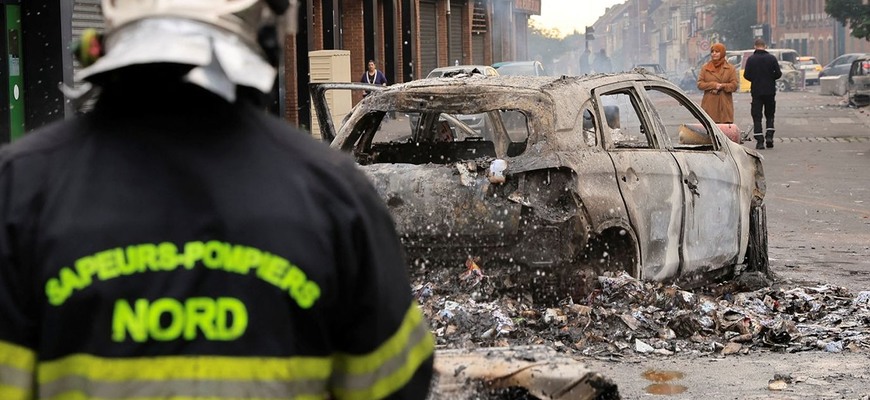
[645,87,718,151]
[352,109,530,165]
[600,91,651,149]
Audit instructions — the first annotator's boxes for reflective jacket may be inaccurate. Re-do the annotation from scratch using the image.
[0,77,434,400]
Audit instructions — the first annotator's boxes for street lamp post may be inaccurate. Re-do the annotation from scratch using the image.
[585,26,595,51]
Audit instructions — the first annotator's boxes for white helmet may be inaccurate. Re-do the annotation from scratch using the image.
[101,0,297,47]
[76,0,299,102]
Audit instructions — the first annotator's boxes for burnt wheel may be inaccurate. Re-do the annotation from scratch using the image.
[775,80,788,92]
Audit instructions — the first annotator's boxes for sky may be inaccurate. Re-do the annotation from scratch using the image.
[530,0,625,38]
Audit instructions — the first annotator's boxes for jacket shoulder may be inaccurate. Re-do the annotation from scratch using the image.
[0,118,86,167]
[247,108,368,187]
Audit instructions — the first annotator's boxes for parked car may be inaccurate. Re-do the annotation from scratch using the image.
[764,48,800,64]
[848,54,870,107]
[820,53,868,78]
[777,61,803,92]
[796,56,822,85]
[492,60,547,76]
[311,74,769,292]
[427,65,499,78]
[633,63,684,86]
[632,63,667,75]
[413,66,500,132]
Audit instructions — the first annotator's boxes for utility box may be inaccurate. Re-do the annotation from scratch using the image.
[309,50,352,140]
[819,75,847,96]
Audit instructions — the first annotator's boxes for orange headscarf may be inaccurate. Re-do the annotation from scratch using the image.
[705,43,727,72]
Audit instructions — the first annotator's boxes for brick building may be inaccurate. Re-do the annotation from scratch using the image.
[0,0,540,142]
[287,0,541,128]
[756,0,870,66]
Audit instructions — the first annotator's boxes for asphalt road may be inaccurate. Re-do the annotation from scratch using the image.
[726,87,870,294]
[581,86,870,400]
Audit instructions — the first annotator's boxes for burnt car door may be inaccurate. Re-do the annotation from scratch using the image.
[309,82,388,142]
[592,83,683,280]
[640,84,742,276]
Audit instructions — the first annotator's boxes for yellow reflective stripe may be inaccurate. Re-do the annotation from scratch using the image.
[332,303,435,400]
[0,340,36,371]
[40,393,326,400]
[39,354,331,382]
[38,354,332,399]
[0,340,35,399]
[40,380,328,400]
[0,385,32,400]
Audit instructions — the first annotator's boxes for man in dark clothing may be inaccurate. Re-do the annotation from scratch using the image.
[743,38,783,150]
[593,48,613,73]
[579,49,591,74]
[0,1,434,399]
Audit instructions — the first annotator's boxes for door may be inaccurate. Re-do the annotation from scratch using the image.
[640,84,742,274]
[309,82,387,142]
[593,83,683,280]
[419,0,437,75]
[472,34,484,65]
[448,0,463,65]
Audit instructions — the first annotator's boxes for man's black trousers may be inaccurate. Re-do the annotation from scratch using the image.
[750,94,776,136]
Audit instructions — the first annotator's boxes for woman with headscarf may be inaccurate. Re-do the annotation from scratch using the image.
[697,43,738,123]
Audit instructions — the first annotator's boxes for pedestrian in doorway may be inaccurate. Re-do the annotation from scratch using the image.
[593,48,612,74]
[697,42,738,123]
[361,59,388,97]
[0,1,434,398]
[743,38,782,149]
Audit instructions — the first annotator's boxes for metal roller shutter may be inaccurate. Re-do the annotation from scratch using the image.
[448,1,463,66]
[472,34,484,65]
[420,1,438,76]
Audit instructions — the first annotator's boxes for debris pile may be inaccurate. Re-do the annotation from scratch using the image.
[413,270,870,357]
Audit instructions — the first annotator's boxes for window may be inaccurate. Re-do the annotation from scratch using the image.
[361,108,530,164]
[644,86,717,151]
[499,110,530,143]
[580,108,598,147]
[599,91,651,149]
[853,59,870,76]
[372,112,414,143]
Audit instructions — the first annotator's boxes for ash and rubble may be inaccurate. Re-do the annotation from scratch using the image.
[412,265,870,358]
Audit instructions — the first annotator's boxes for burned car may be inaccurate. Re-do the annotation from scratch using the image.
[848,54,870,107]
[311,74,768,291]
[776,61,802,92]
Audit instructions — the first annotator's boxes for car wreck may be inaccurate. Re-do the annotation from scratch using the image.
[311,73,768,294]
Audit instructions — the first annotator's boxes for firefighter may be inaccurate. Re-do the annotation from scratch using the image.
[0,1,434,399]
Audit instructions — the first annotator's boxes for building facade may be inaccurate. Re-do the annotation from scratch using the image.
[588,0,869,76]
[756,0,870,66]
[0,0,539,141]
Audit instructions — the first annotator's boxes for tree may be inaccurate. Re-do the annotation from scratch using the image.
[710,0,758,49]
[527,22,573,66]
[826,0,870,41]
